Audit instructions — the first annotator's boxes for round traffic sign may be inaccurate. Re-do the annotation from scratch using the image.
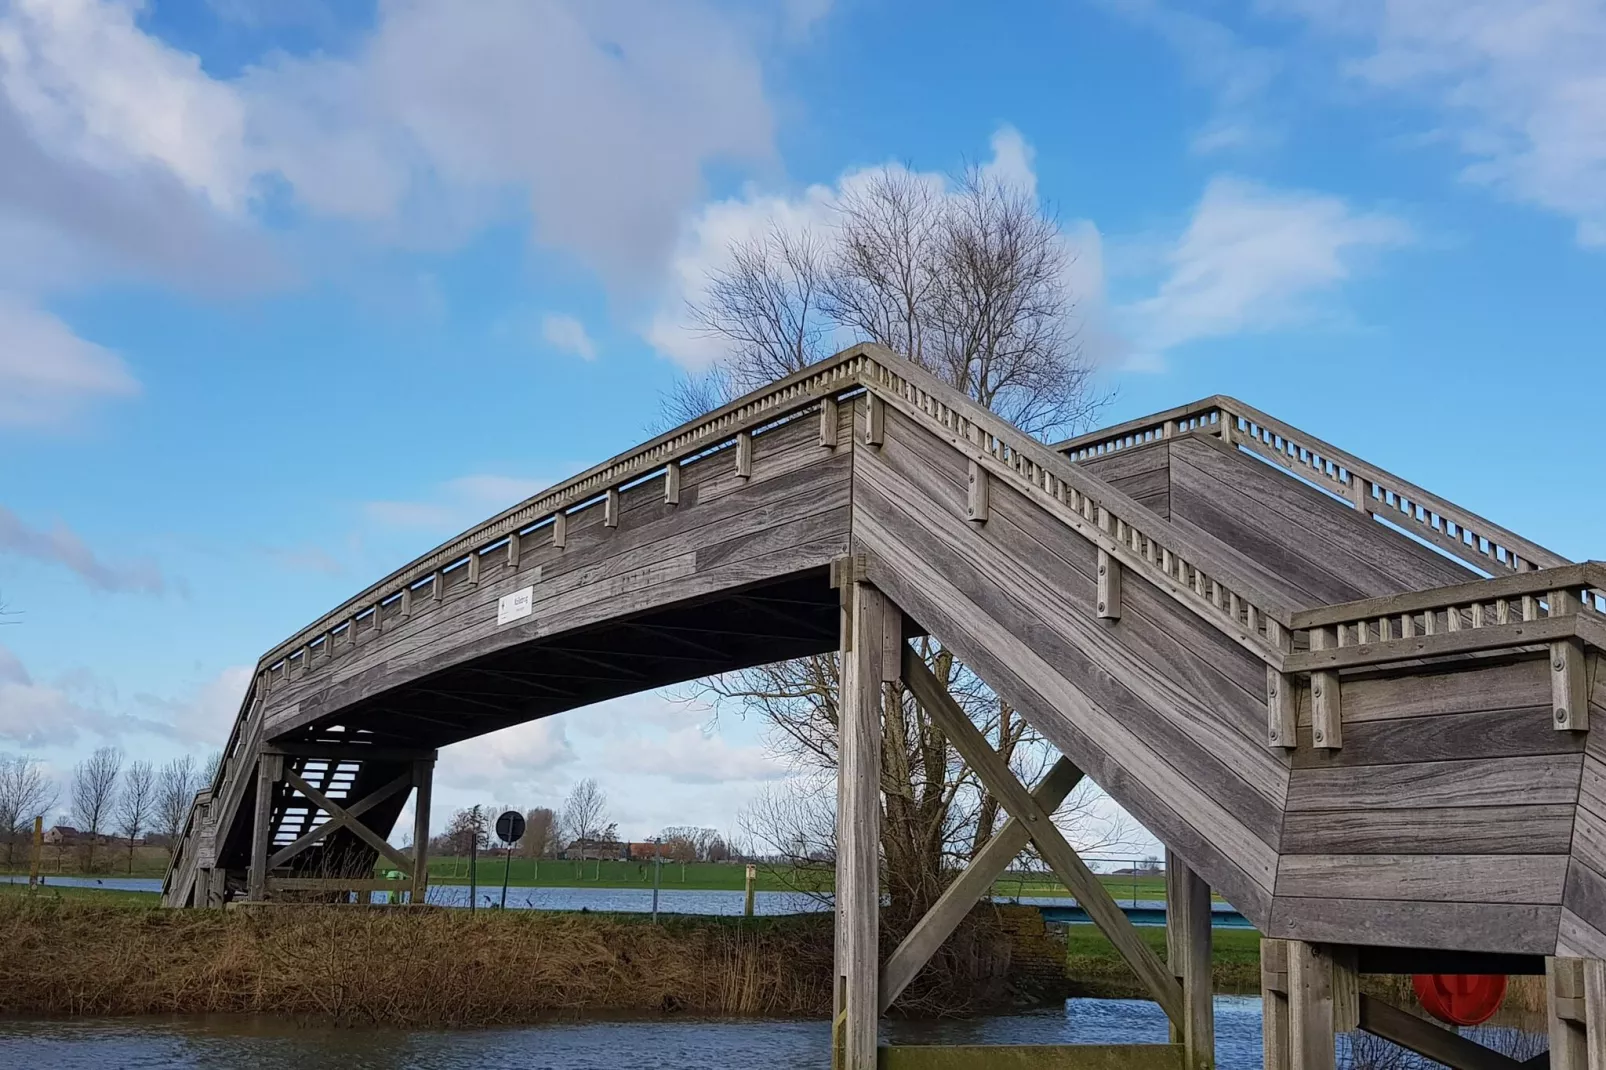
[1413,973,1507,1026]
[495,809,526,845]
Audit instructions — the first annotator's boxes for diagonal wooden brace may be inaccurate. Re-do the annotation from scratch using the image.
[902,647,1185,1028]
[277,768,415,875]
[268,769,413,870]
[880,756,1085,1013]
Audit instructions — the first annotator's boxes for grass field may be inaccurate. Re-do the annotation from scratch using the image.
[425,856,1176,899]
[1064,923,1263,997]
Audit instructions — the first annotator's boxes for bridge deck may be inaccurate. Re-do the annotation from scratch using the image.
[167,344,1606,967]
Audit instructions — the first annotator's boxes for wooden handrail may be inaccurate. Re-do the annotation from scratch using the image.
[1056,396,1568,579]
[1284,561,1606,672]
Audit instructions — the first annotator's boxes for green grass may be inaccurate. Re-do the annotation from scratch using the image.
[0,881,160,905]
[1063,923,1262,997]
[424,857,1183,898]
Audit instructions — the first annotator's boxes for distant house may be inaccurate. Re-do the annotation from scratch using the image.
[43,826,78,845]
[627,842,672,861]
[563,837,627,861]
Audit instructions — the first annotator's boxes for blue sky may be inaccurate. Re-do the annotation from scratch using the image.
[2,0,1603,848]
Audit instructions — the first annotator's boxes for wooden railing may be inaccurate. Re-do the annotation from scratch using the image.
[1286,561,1606,673]
[251,351,870,692]
[1057,397,1568,578]
[861,350,1295,661]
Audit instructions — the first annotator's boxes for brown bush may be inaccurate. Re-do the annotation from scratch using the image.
[0,899,1064,1026]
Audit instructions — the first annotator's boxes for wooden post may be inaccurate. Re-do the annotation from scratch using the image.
[967,460,989,524]
[411,757,434,905]
[745,864,756,917]
[1549,957,1588,1070]
[665,462,681,505]
[834,578,894,1070]
[1309,627,1343,750]
[28,814,41,889]
[736,431,753,479]
[1166,851,1214,1070]
[248,753,283,902]
[1262,940,1291,1070]
[1289,941,1337,1070]
[820,397,839,448]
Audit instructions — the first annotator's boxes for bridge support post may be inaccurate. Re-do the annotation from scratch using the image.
[1166,850,1214,1070]
[248,752,283,901]
[834,574,896,1070]
[411,757,434,904]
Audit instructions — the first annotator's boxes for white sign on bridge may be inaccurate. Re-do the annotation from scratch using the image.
[497,585,534,625]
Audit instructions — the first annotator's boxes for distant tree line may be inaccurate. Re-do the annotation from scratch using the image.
[0,746,222,872]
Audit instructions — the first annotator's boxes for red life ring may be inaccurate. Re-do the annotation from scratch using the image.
[1413,974,1507,1026]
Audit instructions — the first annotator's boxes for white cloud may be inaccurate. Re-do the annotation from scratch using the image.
[240,0,777,284]
[435,718,576,795]
[1121,176,1412,364]
[1270,0,1606,246]
[134,665,252,746]
[0,296,139,430]
[0,644,174,747]
[540,313,597,360]
[0,502,163,593]
[0,0,798,432]
[0,0,250,209]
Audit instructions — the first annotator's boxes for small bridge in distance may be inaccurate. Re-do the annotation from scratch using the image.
[166,343,1606,1070]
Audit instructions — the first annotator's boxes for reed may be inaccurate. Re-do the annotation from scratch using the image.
[0,898,1064,1026]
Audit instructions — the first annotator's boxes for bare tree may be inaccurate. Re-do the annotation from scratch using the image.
[116,760,155,874]
[521,807,556,859]
[562,778,609,845]
[156,755,199,851]
[71,746,122,871]
[202,749,222,788]
[671,163,1113,923]
[0,755,57,866]
[441,806,488,855]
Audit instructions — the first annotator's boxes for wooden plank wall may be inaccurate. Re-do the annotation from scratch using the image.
[855,404,1287,927]
[1167,435,1475,609]
[1274,656,1576,954]
[263,406,855,739]
[1561,651,1606,958]
[1080,442,1170,519]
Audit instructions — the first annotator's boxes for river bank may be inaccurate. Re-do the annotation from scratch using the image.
[0,897,1070,1025]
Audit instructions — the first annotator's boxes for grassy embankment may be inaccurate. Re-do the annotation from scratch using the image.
[0,896,1064,1024]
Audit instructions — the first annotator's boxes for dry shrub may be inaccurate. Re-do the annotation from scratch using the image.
[0,899,1061,1026]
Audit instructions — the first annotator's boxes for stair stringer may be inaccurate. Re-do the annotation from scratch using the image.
[852,402,1293,928]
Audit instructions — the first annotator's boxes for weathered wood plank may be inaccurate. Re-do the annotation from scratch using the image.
[836,580,892,1070]
[1269,897,1560,954]
[1292,705,1579,768]
[1285,617,1580,673]
[1172,435,1472,601]
[1359,994,1528,1070]
[862,414,1286,813]
[1280,805,1577,855]
[1289,941,1336,1070]
[1275,854,1568,904]
[1286,754,1582,811]
[858,430,1287,835]
[1323,658,1549,724]
[269,414,850,705]
[854,472,1277,923]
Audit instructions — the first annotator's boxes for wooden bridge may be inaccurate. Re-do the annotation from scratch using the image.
[164,343,1606,1070]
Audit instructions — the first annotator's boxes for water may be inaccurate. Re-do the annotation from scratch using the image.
[0,997,1268,1070]
[3,875,163,893]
